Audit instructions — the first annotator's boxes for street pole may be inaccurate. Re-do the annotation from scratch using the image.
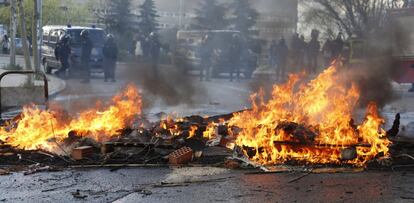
[34,0,42,73]
[32,0,39,73]
[9,0,17,67]
[38,0,42,73]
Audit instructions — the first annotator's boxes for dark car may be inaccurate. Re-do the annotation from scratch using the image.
[41,25,105,75]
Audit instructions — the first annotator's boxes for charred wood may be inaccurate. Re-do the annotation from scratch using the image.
[387,113,400,137]
[275,121,317,143]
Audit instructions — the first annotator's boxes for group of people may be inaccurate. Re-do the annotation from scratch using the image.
[132,32,163,77]
[269,30,345,80]
[54,30,118,83]
[198,33,245,82]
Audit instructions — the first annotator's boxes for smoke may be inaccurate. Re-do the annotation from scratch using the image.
[124,62,207,107]
[341,51,397,109]
[339,22,410,109]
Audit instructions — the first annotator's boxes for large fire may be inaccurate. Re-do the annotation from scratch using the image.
[0,84,142,152]
[229,65,391,166]
[0,65,391,166]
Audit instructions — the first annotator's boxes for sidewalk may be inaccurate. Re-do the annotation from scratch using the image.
[0,55,66,96]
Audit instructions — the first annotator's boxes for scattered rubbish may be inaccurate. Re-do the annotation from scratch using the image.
[194,151,203,159]
[42,183,77,192]
[23,164,52,175]
[135,188,153,196]
[288,171,313,183]
[400,196,414,200]
[0,168,10,175]
[71,190,88,199]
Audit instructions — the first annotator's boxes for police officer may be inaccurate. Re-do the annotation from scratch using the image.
[149,32,161,77]
[199,34,213,81]
[307,30,320,74]
[80,30,93,83]
[54,34,71,78]
[276,37,288,80]
[229,33,242,82]
[103,34,118,82]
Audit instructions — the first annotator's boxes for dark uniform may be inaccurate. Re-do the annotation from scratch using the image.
[103,35,118,82]
[149,32,161,77]
[275,38,288,80]
[269,40,277,68]
[54,35,71,78]
[229,34,242,82]
[307,38,320,74]
[332,33,344,59]
[198,34,213,81]
[80,30,93,83]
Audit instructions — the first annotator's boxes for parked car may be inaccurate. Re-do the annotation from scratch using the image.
[41,25,105,75]
[9,38,30,55]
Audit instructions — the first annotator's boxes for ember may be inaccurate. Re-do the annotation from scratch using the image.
[228,64,391,166]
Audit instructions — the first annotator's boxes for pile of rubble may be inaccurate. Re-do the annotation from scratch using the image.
[0,110,413,175]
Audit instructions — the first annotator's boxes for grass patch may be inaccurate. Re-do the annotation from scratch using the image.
[2,63,23,70]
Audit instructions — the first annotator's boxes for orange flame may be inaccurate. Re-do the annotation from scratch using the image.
[0,85,142,151]
[229,65,391,166]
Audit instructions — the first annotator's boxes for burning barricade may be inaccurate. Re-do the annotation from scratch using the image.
[0,64,411,173]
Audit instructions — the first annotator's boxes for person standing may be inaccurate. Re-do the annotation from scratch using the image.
[103,34,118,82]
[269,40,277,69]
[198,34,213,81]
[298,35,307,71]
[149,32,161,77]
[307,30,320,74]
[322,38,333,66]
[229,33,243,82]
[54,34,71,78]
[275,37,288,80]
[290,33,300,69]
[80,30,93,83]
[332,32,344,59]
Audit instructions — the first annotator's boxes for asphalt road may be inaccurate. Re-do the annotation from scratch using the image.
[1,61,414,202]
[1,166,414,202]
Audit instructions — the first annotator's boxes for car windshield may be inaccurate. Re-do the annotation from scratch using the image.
[67,29,104,47]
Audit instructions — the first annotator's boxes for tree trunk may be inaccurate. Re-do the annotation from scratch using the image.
[32,0,39,73]
[9,0,17,67]
[17,0,32,70]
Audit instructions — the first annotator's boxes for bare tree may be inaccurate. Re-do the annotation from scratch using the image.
[303,0,404,37]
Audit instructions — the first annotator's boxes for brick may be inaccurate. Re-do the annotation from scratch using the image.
[169,147,193,165]
[71,146,94,160]
[224,159,240,169]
